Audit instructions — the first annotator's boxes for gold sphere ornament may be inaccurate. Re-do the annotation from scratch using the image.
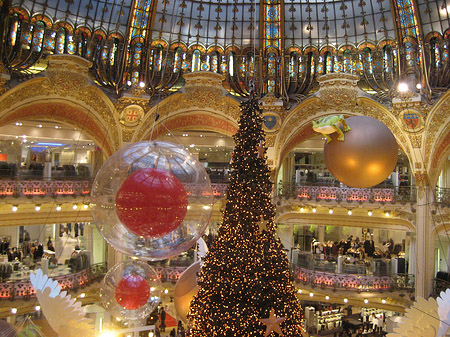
[174,261,201,323]
[323,116,398,188]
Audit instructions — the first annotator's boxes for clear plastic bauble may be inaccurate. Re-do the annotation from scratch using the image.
[90,141,213,260]
[100,260,162,320]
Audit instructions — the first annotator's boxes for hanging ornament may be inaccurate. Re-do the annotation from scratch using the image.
[100,260,161,320]
[115,168,188,238]
[90,141,213,260]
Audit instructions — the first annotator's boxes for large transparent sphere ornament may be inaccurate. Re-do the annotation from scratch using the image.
[90,141,213,260]
[100,260,162,320]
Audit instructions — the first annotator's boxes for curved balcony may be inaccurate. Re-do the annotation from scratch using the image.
[0,262,107,300]
[1,180,448,207]
[0,259,414,302]
[293,266,414,293]
[277,182,419,204]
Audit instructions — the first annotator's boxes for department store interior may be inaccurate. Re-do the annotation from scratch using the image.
[0,0,449,335]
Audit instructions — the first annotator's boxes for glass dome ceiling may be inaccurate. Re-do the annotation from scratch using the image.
[3,0,450,104]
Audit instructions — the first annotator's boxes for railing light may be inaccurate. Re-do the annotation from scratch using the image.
[364,299,369,304]
[35,205,41,212]
[11,308,17,314]
[309,293,314,297]
[35,305,40,311]
[73,204,78,210]
[368,210,373,216]
[344,298,348,303]
[348,210,353,215]
[300,207,304,212]
[12,205,18,212]
[312,208,317,213]
[56,205,62,211]
[385,211,390,217]
[382,299,386,304]
[329,208,333,214]
[398,82,409,92]
[325,295,330,300]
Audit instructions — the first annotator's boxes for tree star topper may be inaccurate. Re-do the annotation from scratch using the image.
[257,140,265,158]
[259,308,286,336]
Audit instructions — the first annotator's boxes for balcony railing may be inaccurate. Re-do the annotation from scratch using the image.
[0,180,447,207]
[150,264,414,293]
[0,262,107,300]
[293,266,415,293]
[277,182,418,204]
[0,179,91,197]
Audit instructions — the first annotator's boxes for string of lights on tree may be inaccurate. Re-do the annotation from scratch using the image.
[187,99,303,336]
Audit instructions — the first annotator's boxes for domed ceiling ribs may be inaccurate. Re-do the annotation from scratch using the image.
[1,0,450,104]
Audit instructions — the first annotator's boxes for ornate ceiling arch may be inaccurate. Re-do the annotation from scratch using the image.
[274,95,408,175]
[133,73,241,142]
[0,55,121,156]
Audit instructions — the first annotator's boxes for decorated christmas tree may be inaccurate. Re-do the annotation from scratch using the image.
[187,99,303,336]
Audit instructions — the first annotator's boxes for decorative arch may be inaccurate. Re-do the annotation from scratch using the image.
[133,88,241,142]
[0,73,119,157]
[274,96,409,178]
[0,101,113,156]
[146,113,238,141]
[424,90,450,180]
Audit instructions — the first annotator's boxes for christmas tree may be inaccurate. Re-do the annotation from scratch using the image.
[187,99,303,336]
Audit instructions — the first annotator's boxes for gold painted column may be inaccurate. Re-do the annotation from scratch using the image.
[414,173,435,298]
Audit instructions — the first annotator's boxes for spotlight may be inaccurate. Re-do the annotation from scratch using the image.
[385,211,390,217]
[56,205,61,211]
[139,81,145,88]
[300,207,305,212]
[11,308,17,314]
[398,82,409,93]
[79,293,86,298]
[368,210,373,216]
[325,295,330,300]
[382,299,386,304]
[416,83,422,90]
[35,305,41,311]
[164,289,169,294]
[329,209,333,214]
[126,80,132,86]
[348,210,353,215]
[12,205,18,212]
[309,293,314,297]
[312,208,317,213]
[35,205,41,212]
[297,289,302,294]
[203,205,210,210]
[83,203,89,210]
[73,204,78,210]
[364,299,369,304]
[344,298,348,303]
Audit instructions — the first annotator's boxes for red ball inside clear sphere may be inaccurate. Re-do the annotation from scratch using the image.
[115,274,150,310]
[115,168,188,238]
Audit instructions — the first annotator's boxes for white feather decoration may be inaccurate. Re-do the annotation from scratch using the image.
[437,289,450,337]
[29,269,95,337]
[388,297,440,337]
[197,237,208,259]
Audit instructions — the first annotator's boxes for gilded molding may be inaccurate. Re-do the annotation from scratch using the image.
[134,83,240,142]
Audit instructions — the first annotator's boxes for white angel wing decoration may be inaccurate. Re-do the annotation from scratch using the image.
[388,297,440,337]
[197,237,208,260]
[437,289,450,337]
[29,269,95,337]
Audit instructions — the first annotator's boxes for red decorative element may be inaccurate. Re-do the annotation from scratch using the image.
[115,275,150,310]
[116,168,188,238]
[125,109,140,123]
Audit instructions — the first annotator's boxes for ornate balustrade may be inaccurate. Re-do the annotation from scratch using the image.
[0,262,414,300]
[0,262,107,300]
[278,182,418,204]
[0,179,91,197]
[293,266,414,293]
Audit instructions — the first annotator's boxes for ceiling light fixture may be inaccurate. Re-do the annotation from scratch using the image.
[35,205,41,212]
[329,208,333,214]
[312,208,317,213]
[12,205,18,212]
[56,205,61,211]
[368,210,373,216]
[348,210,353,215]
